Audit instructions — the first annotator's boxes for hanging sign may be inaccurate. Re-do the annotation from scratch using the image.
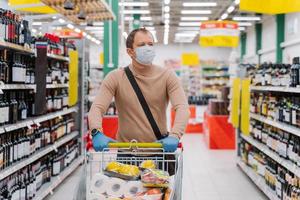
[8,0,56,14]
[230,78,241,128]
[241,79,251,136]
[240,0,300,14]
[199,21,239,47]
[181,53,200,66]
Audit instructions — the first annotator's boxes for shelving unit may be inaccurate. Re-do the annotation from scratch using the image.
[0,131,79,180]
[237,160,280,200]
[1,106,78,134]
[0,40,35,54]
[47,53,70,62]
[250,113,300,137]
[34,156,83,200]
[0,38,82,200]
[250,86,300,93]
[241,134,300,177]
[200,61,229,97]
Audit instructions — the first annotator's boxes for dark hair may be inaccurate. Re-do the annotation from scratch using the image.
[126,27,153,49]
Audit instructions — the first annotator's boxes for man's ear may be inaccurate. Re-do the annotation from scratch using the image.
[127,48,135,58]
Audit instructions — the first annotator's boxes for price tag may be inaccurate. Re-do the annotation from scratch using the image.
[0,89,3,94]
[35,121,41,127]
[53,144,58,152]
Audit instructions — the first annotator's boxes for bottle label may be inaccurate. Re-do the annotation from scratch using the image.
[0,107,4,124]
[21,109,27,119]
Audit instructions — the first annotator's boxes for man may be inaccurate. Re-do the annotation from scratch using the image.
[88,28,189,152]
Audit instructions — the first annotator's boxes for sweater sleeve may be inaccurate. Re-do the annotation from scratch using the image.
[167,70,190,139]
[88,70,118,131]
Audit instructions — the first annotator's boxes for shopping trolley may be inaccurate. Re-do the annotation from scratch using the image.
[85,141,183,200]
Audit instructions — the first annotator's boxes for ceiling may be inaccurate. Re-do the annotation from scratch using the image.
[6,0,261,45]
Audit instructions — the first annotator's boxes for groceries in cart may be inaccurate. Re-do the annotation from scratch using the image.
[89,160,173,200]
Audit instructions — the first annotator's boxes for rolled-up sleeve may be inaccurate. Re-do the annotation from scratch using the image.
[88,70,118,131]
[167,70,190,139]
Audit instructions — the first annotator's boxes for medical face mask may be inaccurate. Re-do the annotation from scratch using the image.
[134,45,155,66]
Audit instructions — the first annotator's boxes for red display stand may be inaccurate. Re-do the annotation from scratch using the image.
[203,111,235,149]
[171,105,203,133]
[102,116,118,139]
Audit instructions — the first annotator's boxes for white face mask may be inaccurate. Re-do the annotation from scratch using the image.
[134,45,155,65]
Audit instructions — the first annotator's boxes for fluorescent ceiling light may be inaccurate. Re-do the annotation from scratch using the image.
[177,27,200,31]
[164,32,169,45]
[181,10,211,14]
[96,40,101,45]
[87,35,92,40]
[123,32,128,39]
[238,22,253,26]
[233,16,261,21]
[164,0,170,5]
[221,13,228,20]
[52,16,57,19]
[82,32,87,36]
[74,28,81,33]
[235,0,240,5]
[141,16,152,21]
[56,27,62,30]
[165,24,170,29]
[183,2,217,7]
[164,6,170,13]
[32,22,42,26]
[165,13,170,19]
[31,29,37,33]
[144,26,155,30]
[227,6,235,13]
[58,18,65,24]
[150,31,158,43]
[181,17,209,21]
[67,24,74,29]
[238,27,246,31]
[176,33,198,37]
[123,10,150,14]
[179,22,202,26]
[165,19,170,24]
[119,2,149,6]
[85,26,104,30]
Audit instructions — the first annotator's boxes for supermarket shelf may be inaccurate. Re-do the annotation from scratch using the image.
[250,86,300,93]
[47,53,69,62]
[0,40,35,54]
[46,83,69,89]
[0,84,36,91]
[237,160,279,200]
[0,131,79,180]
[240,134,300,178]
[250,113,300,137]
[2,107,78,133]
[202,74,230,78]
[202,66,229,70]
[34,155,84,200]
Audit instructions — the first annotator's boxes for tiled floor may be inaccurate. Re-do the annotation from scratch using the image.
[47,134,267,200]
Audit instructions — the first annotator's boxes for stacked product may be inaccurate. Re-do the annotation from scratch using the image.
[201,60,230,98]
[89,160,173,200]
[237,57,300,199]
[0,141,80,199]
[0,8,81,200]
[207,86,230,115]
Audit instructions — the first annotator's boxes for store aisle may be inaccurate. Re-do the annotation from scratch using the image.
[46,134,267,200]
[182,134,267,200]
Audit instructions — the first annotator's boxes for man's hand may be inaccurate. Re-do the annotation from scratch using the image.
[157,136,179,152]
[92,130,115,151]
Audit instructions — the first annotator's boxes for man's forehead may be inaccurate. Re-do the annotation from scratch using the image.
[134,31,153,42]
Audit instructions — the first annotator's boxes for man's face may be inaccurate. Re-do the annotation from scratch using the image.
[127,31,154,59]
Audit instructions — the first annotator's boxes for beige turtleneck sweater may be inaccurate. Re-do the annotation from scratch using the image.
[88,65,190,142]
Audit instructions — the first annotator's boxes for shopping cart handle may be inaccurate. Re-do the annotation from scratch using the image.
[108,142,183,149]
[108,142,163,148]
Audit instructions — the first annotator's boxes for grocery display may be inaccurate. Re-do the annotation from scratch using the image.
[1,0,300,199]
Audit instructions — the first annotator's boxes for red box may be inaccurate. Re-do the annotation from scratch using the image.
[171,105,203,134]
[203,111,235,149]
